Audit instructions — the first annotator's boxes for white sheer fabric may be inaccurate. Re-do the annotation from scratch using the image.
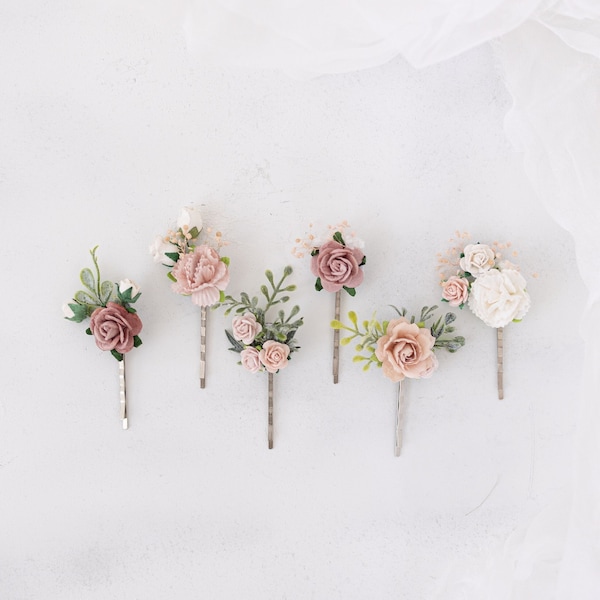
[182,1,600,596]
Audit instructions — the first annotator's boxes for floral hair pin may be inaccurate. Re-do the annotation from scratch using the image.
[294,221,366,384]
[437,232,531,399]
[223,267,303,449]
[63,246,143,429]
[150,205,230,388]
[332,306,464,456]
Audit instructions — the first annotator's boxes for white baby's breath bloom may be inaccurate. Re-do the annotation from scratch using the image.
[468,268,530,327]
[118,279,141,297]
[62,303,75,318]
[177,205,203,233]
[149,235,178,266]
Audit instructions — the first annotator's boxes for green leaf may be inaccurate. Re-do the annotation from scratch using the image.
[219,290,226,303]
[332,231,345,245]
[80,268,96,292]
[133,335,143,348]
[225,329,245,352]
[331,320,345,329]
[111,349,124,361]
[220,256,230,266]
[188,226,199,239]
[315,278,323,292]
[341,336,353,346]
[311,248,319,256]
[352,355,366,362]
[343,286,356,297]
[165,252,179,263]
[167,271,177,282]
[283,265,293,276]
[100,281,114,303]
[265,270,274,286]
[284,285,296,292]
[75,290,98,306]
[85,327,92,335]
[359,255,367,267]
[64,303,87,323]
[445,312,456,325]
[260,285,269,300]
[348,311,357,325]
[362,363,371,371]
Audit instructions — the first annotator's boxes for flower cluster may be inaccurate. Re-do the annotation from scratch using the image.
[223,267,303,373]
[294,222,366,296]
[63,246,143,361]
[332,306,465,382]
[150,205,230,307]
[437,233,530,328]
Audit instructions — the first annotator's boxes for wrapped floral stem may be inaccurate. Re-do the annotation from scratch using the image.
[150,206,230,388]
[438,234,531,399]
[268,372,274,449]
[224,266,303,449]
[63,246,143,428]
[332,305,465,456]
[333,291,341,383]
[295,223,366,383]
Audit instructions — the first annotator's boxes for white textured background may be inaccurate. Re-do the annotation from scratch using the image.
[0,3,586,599]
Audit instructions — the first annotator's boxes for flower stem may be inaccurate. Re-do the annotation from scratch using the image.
[333,291,341,384]
[268,372,274,449]
[497,327,504,400]
[395,380,405,456]
[119,356,128,429]
[200,306,207,389]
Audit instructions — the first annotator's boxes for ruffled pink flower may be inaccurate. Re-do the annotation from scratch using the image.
[232,313,263,344]
[89,302,143,354]
[375,318,438,382]
[171,245,230,306]
[259,340,290,373]
[441,276,469,307]
[311,240,364,293]
[240,347,262,372]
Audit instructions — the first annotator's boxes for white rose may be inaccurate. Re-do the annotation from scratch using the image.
[149,235,178,267]
[62,303,75,318]
[118,279,141,297]
[468,269,530,327]
[177,205,203,233]
[459,243,495,276]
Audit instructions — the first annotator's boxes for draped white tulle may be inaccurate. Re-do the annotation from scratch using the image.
[182,1,600,596]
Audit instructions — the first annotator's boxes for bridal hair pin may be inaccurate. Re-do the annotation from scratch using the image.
[437,232,531,399]
[332,306,464,456]
[62,246,143,429]
[223,266,303,449]
[150,206,230,388]
[293,221,366,384]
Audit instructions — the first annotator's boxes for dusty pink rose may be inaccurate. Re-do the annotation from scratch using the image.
[89,302,143,354]
[171,245,230,306]
[311,240,365,292]
[375,317,438,382]
[259,340,290,373]
[232,313,263,344]
[240,347,263,373]
[441,276,470,307]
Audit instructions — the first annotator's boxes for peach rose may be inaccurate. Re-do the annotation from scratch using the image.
[311,240,365,293]
[441,276,470,307]
[375,317,438,382]
[232,312,263,344]
[240,347,263,373]
[171,245,230,306]
[89,302,143,354]
[259,340,290,373]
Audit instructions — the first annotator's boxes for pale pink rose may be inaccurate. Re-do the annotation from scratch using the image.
[240,347,263,373]
[259,340,290,373]
[375,317,438,382]
[89,302,143,354]
[441,276,470,307]
[311,240,365,293]
[171,245,230,306]
[232,313,263,344]
[459,243,495,276]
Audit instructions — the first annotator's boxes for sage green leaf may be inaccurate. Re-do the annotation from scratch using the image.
[100,281,113,303]
[75,290,98,306]
[111,349,124,361]
[80,268,96,292]
[133,335,143,348]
